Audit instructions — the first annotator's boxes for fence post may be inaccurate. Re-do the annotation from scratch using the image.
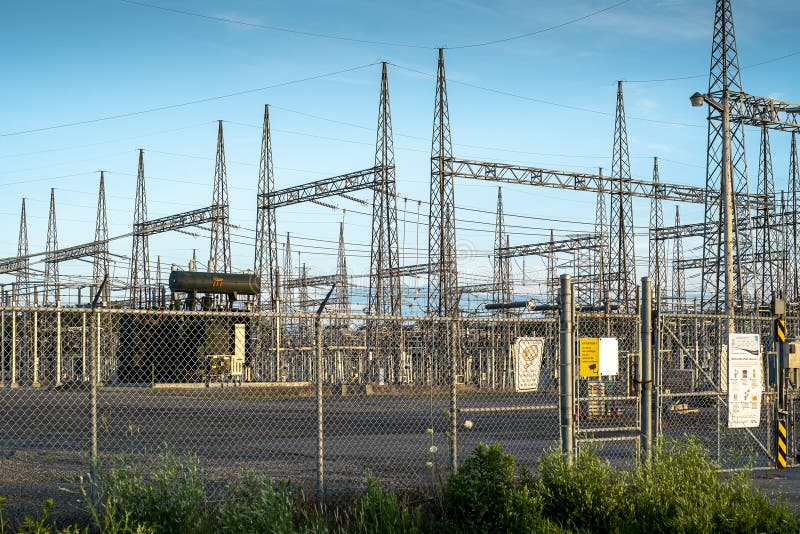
[10,308,16,388]
[450,318,458,473]
[559,274,574,462]
[56,308,62,386]
[315,314,324,504]
[32,311,39,387]
[640,277,653,462]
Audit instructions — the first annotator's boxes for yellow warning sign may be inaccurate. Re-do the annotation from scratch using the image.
[776,319,787,343]
[579,338,600,377]
[777,419,787,469]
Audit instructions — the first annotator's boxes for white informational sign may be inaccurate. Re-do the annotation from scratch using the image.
[514,337,545,392]
[598,338,619,377]
[727,333,763,429]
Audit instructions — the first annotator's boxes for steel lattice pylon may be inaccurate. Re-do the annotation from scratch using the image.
[788,133,799,304]
[93,171,109,304]
[649,157,667,307]
[754,127,776,304]
[129,149,150,308]
[44,188,59,305]
[594,168,607,306]
[254,105,278,310]
[337,221,350,317]
[493,187,511,308]
[15,198,29,306]
[428,48,458,317]
[210,120,231,274]
[609,81,636,312]
[672,205,686,310]
[368,62,401,316]
[701,0,753,311]
[283,233,294,313]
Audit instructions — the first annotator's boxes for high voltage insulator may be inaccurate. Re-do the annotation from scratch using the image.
[609,81,635,313]
[129,149,150,308]
[44,188,59,305]
[428,48,459,318]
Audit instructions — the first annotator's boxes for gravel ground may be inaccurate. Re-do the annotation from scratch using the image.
[0,385,790,526]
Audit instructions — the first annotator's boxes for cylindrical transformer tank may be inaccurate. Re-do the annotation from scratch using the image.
[169,271,260,295]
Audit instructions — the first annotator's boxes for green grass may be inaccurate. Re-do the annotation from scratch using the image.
[1,441,797,533]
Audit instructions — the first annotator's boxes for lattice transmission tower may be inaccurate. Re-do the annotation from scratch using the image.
[493,187,511,307]
[649,157,666,307]
[701,0,753,311]
[254,105,279,310]
[754,127,776,304]
[210,120,231,273]
[368,62,402,316]
[44,188,59,305]
[93,171,109,304]
[337,221,350,317]
[672,206,686,310]
[428,48,458,317]
[788,133,799,304]
[609,81,636,311]
[594,168,608,306]
[129,149,150,308]
[16,198,29,306]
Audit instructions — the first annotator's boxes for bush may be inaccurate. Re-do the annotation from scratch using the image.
[624,439,800,534]
[215,473,324,534]
[445,443,564,533]
[344,475,426,534]
[538,448,627,533]
[97,449,206,533]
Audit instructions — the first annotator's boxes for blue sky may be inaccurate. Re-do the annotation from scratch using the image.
[1,0,799,306]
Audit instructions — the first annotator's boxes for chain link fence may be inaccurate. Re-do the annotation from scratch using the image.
[0,302,791,518]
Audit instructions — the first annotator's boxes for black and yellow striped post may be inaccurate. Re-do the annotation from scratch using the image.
[777,419,788,469]
[775,318,787,344]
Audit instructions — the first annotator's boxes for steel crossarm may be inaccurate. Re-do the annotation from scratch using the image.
[729,92,800,133]
[285,274,338,289]
[46,241,107,263]
[497,234,599,259]
[449,157,767,207]
[260,166,389,209]
[460,282,499,294]
[136,205,221,236]
[0,257,27,274]
[390,263,431,277]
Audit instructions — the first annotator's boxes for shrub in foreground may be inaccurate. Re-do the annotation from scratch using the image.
[2,441,799,533]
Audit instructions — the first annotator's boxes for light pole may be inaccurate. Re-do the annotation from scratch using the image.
[691,90,735,334]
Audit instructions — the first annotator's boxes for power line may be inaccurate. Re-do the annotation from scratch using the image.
[119,0,630,51]
[0,62,379,137]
